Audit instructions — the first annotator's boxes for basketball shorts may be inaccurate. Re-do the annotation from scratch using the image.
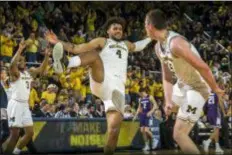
[139,113,150,127]
[90,72,125,115]
[207,109,222,128]
[172,84,207,123]
[7,99,33,128]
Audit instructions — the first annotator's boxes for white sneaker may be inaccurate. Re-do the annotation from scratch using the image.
[53,42,64,74]
[203,140,210,152]
[142,144,150,151]
[215,147,224,154]
[152,139,158,149]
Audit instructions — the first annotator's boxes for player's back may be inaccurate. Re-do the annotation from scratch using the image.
[10,71,32,103]
[100,38,129,83]
[158,31,210,100]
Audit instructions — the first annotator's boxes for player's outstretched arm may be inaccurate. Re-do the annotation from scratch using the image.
[45,31,106,54]
[10,39,26,81]
[126,38,152,52]
[29,47,51,77]
[170,37,223,96]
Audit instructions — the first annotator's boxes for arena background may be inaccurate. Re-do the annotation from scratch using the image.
[0,1,231,154]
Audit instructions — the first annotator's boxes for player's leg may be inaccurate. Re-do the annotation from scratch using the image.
[12,106,34,154]
[214,127,223,153]
[173,90,206,154]
[53,43,104,83]
[173,119,200,154]
[13,126,34,154]
[104,111,123,155]
[2,128,20,153]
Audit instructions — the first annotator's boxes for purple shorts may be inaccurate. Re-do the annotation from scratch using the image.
[139,113,150,127]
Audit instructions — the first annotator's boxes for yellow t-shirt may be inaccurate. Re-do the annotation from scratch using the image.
[130,82,140,93]
[72,77,82,91]
[41,91,56,104]
[29,88,40,108]
[80,85,87,98]
[26,38,39,53]
[125,79,131,94]
[154,83,163,98]
[0,35,17,57]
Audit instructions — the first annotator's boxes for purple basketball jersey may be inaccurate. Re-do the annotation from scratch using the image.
[140,95,152,114]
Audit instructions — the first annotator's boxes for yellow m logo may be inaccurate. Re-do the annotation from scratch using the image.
[186,105,197,114]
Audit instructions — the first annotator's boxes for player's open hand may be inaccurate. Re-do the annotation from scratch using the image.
[214,87,225,99]
[164,103,173,116]
[45,30,59,45]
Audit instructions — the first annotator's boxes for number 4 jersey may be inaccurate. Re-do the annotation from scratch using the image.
[10,71,32,103]
[99,38,129,83]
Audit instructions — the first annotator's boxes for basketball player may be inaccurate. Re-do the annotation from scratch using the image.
[134,87,158,151]
[145,9,224,154]
[203,92,224,153]
[45,17,152,155]
[3,40,51,154]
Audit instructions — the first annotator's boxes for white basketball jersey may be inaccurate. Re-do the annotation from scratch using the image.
[158,31,210,99]
[100,38,129,83]
[10,71,32,103]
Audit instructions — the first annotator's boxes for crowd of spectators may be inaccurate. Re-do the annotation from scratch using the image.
[0,2,231,122]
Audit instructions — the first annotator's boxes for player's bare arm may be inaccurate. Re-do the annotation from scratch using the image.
[29,47,51,78]
[170,37,224,96]
[9,40,26,82]
[155,43,173,115]
[45,31,106,54]
[125,38,152,52]
[133,100,142,121]
[147,95,158,117]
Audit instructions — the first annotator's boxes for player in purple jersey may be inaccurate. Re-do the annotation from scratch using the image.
[134,88,158,151]
[202,92,225,153]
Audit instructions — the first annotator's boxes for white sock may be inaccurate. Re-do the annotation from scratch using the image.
[206,138,212,144]
[145,141,149,146]
[13,147,21,155]
[67,56,81,68]
[216,143,220,148]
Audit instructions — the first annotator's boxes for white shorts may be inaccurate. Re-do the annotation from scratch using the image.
[90,72,125,114]
[172,84,206,123]
[7,99,33,128]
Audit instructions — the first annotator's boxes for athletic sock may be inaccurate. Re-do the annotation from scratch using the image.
[67,56,81,68]
[206,138,212,144]
[13,147,21,155]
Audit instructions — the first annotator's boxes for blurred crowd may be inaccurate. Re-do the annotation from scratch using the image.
[0,1,231,120]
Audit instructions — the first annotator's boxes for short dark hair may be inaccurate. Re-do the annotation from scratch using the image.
[146,9,167,30]
[105,17,126,31]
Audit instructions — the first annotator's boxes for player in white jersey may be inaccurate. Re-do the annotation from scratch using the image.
[145,9,224,154]
[3,40,51,154]
[45,17,152,155]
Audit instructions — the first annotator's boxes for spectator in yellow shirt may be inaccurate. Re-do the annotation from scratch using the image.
[29,81,40,110]
[0,30,17,63]
[25,32,39,66]
[41,84,57,104]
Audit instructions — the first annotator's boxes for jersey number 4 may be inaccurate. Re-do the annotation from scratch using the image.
[116,50,122,59]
